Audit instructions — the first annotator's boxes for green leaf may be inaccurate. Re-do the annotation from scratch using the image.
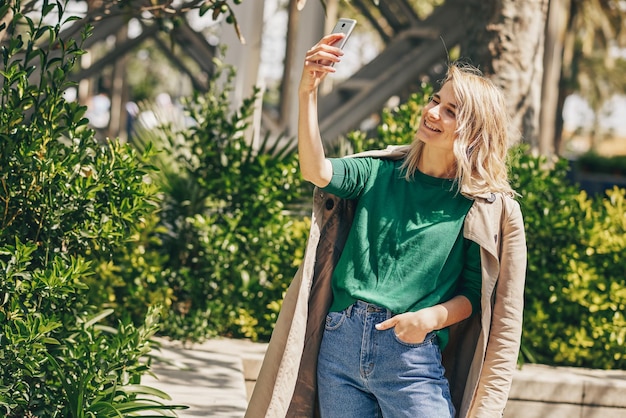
[42,2,56,17]
[81,309,114,328]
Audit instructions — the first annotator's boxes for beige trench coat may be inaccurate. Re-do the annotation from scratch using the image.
[245,146,527,418]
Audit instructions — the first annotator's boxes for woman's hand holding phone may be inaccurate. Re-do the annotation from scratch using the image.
[299,18,357,95]
[297,19,357,188]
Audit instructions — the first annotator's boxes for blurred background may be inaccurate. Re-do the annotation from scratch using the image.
[16,0,624,158]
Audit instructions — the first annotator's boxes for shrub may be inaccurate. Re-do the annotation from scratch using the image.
[508,149,587,364]
[126,66,310,342]
[509,149,626,369]
[0,2,181,415]
[553,187,626,368]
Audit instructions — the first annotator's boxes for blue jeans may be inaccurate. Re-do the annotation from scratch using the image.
[317,300,455,418]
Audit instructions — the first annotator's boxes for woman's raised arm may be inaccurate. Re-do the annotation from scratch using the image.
[297,33,345,187]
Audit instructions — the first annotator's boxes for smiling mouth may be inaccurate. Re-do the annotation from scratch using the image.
[424,119,441,132]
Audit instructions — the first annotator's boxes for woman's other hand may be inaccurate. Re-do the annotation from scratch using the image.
[375,295,473,344]
[375,309,437,344]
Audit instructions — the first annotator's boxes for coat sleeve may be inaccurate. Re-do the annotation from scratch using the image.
[471,198,527,417]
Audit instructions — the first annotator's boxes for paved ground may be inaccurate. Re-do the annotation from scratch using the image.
[141,337,267,418]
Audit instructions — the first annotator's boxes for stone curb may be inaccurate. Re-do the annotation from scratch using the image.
[506,364,626,418]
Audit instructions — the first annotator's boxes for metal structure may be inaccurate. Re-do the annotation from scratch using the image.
[315,0,467,145]
[10,0,468,143]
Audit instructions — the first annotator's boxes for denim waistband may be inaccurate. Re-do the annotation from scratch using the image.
[347,300,394,319]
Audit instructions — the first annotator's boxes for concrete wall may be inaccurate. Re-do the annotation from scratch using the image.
[505,364,626,418]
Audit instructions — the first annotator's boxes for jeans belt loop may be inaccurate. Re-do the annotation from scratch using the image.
[345,303,354,318]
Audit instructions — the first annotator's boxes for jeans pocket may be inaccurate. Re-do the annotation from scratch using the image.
[392,330,437,348]
[324,310,346,331]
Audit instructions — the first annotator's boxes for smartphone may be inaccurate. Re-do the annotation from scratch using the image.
[330,18,357,50]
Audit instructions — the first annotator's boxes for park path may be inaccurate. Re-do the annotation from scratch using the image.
[141,337,266,418]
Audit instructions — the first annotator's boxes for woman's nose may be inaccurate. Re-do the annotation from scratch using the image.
[427,105,440,119]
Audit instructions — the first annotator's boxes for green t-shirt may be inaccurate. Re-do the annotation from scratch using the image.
[322,157,481,347]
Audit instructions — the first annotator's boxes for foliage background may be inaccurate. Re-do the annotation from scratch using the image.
[0,3,183,416]
[108,67,311,343]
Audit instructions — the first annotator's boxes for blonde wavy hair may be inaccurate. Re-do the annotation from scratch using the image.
[401,62,516,197]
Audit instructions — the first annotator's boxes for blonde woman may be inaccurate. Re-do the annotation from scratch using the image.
[245,33,527,418]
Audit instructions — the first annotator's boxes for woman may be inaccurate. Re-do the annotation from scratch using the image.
[245,33,527,418]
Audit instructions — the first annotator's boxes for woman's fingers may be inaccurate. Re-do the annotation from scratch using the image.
[321,32,346,47]
[376,312,432,344]
[375,317,397,330]
[305,47,343,67]
[306,34,345,65]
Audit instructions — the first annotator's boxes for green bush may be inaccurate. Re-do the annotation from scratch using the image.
[0,2,182,415]
[510,149,626,369]
[125,66,310,342]
[554,187,626,368]
[508,150,587,364]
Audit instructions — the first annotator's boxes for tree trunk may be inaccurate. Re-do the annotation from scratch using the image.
[459,0,549,150]
[107,25,129,141]
[279,0,301,127]
[540,0,570,156]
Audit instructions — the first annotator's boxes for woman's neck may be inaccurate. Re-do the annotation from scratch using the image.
[418,147,456,179]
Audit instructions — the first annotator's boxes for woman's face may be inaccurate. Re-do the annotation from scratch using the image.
[416,81,459,152]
